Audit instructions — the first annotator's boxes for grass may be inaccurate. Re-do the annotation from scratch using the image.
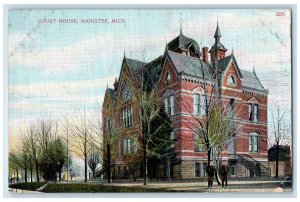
[9,182,48,191]
[42,183,175,193]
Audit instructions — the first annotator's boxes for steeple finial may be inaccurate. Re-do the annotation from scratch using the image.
[214,22,222,42]
[180,12,183,34]
[253,66,256,76]
[164,41,168,53]
[124,49,126,57]
[231,46,234,55]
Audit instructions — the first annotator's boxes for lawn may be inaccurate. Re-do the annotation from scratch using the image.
[42,183,175,193]
[9,182,48,191]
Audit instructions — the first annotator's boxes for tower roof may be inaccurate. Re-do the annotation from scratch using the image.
[167,31,200,54]
[214,22,222,38]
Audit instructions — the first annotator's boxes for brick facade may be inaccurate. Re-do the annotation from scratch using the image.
[102,24,269,179]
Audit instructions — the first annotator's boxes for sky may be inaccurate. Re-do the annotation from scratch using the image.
[8,9,292,148]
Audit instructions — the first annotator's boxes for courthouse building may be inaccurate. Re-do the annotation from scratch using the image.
[102,24,270,179]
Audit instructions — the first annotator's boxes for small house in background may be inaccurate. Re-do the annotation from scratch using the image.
[268,145,292,177]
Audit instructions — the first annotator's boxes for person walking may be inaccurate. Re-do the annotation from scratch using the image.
[206,165,214,189]
[220,163,229,189]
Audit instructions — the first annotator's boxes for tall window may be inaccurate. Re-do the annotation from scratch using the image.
[105,119,113,131]
[170,132,175,148]
[248,104,253,121]
[249,134,259,153]
[248,103,259,122]
[164,94,175,116]
[131,135,138,154]
[195,163,200,177]
[123,136,138,156]
[164,97,168,114]
[194,94,200,115]
[230,98,235,118]
[200,95,206,115]
[203,163,207,177]
[254,104,258,122]
[123,139,127,155]
[127,139,131,154]
[123,138,131,156]
[170,95,174,116]
[122,107,133,127]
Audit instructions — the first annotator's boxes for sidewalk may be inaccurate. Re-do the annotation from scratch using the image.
[101,179,292,192]
[9,188,42,194]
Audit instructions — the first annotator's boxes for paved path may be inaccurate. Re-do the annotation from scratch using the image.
[9,188,42,194]
[100,180,292,192]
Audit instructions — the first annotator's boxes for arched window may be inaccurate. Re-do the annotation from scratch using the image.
[122,81,132,101]
[165,72,171,84]
[228,75,236,85]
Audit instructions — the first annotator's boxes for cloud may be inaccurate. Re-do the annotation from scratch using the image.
[9,34,114,74]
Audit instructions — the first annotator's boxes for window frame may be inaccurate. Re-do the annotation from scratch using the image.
[249,133,259,153]
[194,93,200,115]
[228,75,236,85]
[164,94,175,116]
[248,103,259,122]
[195,162,201,177]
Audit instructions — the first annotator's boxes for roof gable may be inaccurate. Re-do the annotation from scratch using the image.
[167,50,212,80]
[218,55,242,78]
[240,69,266,91]
[103,88,115,110]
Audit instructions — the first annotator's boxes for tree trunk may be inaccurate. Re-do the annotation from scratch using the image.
[59,170,62,182]
[35,161,40,182]
[24,166,28,183]
[133,172,136,182]
[143,144,147,185]
[207,147,211,166]
[30,167,33,182]
[84,145,87,183]
[107,143,111,183]
[16,169,19,182]
[276,141,279,178]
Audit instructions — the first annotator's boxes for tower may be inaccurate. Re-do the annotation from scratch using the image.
[209,22,228,62]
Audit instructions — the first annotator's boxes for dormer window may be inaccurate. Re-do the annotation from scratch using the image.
[166,72,171,83]
[122,81,132,101]
[228,75,236,86]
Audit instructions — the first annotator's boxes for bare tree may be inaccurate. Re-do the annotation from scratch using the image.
[22,124,40,182]
[88,146,100,179]
[69,108,93,183]
[269,103,291,178]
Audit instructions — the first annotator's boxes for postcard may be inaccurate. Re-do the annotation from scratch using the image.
[6,7,292,194]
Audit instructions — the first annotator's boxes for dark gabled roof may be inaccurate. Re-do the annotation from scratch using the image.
[218,55,265,91]
[167,50,212,79]
[240,69,266,91]
[167,50,266,92]
[209,42,227,53]
[218,55,242,77]
[167,31,200,54]
[107,88,115,99]
[124,57,147,75]
[143,55,164,91]
[214,23,222,38]
[218,55,233,72]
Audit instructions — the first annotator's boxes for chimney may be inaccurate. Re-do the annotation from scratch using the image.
[202,47,209,64]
